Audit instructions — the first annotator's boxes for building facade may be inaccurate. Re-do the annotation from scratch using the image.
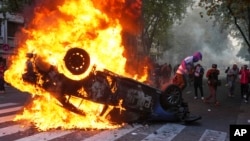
[0,12,24,57]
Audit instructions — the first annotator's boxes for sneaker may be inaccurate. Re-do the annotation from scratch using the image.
[194,96,198,100]
[243,95,247,99]
[244,100,248,103]
[201,97,204,100]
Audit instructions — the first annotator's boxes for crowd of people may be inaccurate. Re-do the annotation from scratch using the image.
[203,63,250,104]
[150,51,249,107]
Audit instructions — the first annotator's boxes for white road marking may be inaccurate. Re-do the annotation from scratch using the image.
[0,125,29,137]
[0,106,23,114]
[141,123,185,141]
[0,103,19,108]
[0,103,228,141]
[0,115,16,123]
[82,124,143,141]
[0,122,230,141]
[14,130,74,141]
[199,129,227,141]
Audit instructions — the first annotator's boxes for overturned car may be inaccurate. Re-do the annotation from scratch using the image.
[22,47,201,124]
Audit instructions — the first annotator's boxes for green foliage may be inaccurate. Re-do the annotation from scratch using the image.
[142,0,194,53]
[198,0,250,58]
[0,0,32,15]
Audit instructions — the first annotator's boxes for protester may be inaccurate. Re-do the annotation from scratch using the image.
[187,66,195,87]
[0,61,6,93]
[227,64,239,97]
[238,65,250,103]
[159,63,172,86]
[152,62,162,88]
[225,66,230,85]
[204,64,220,106]
[173,51,202,91]
[193,63,204,100]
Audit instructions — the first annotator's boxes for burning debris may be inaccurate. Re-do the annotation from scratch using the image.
[4,0,146,131]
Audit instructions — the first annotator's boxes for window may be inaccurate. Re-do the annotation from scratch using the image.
[7,21,23,37]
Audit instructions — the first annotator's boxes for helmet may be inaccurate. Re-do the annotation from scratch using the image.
[193,51,202,61]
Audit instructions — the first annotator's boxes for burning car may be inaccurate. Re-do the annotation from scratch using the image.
[2,0,202,130]
[22,47,201,124]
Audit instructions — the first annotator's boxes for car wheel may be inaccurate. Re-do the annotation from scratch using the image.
[160,84,182,110]
[64,47,90,75]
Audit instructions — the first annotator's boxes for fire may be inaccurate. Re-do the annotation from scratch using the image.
[4,0,145,131]
[15,92,117,131]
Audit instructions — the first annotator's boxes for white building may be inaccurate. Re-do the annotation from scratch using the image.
[0,12,24,56]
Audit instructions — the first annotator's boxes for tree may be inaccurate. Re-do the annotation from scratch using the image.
[141,0,194,54]
[198,0,250,57]
[0,0,32,17]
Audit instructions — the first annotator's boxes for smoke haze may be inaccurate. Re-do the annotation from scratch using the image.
[158,6,248,73]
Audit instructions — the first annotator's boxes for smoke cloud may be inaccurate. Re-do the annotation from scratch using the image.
[158,6,248,73]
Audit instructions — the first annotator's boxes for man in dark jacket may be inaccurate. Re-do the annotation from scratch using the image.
[193,64,204,100]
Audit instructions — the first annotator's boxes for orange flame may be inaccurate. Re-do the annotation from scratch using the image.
[4,0,145,131]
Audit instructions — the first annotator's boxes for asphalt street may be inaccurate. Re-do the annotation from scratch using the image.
[183,76,250,125]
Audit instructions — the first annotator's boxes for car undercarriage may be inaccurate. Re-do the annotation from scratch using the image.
[22,47,201,124]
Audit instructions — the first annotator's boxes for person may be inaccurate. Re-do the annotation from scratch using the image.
[159,63,172,86]
[187,66,195,86]
[173,51,202,91]
[227,64,239,97]
[193,63,204,100]
[152,62,162,88]
[0,61,6,93]
[238,65,250,103]
[225,66,230,85]
[204,64,220,106]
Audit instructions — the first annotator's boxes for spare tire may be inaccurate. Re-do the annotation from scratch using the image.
[64,48,90,75]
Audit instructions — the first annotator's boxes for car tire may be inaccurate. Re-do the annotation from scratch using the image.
[160,84,182,110]
[64,47,90,75]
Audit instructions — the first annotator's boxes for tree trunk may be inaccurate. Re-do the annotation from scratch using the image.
[228,6,250,50]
